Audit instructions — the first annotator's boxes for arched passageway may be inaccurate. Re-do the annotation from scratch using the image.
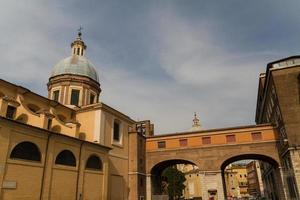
[220,154,284,200]
[150,159,198,199]
[145,125,285,199]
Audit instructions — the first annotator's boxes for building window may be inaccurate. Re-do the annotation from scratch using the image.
[55,150,76,167]
[157,141,166,148]
[140,177,143,187]
[70,89,80,106]
[47,118,52,130]
[113,120,121,142]
[251,132,262,141]
[6,105,16,119]
[90,93,95,104]
[53,90,60,102]
[86,155,102,170]
[10,141,41,162]
[179,139,188,147]
[226,135,236,143]
[202,137,211,145]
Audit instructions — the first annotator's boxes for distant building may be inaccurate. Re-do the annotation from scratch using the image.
[246,161,264,198]
[177,164,202,200]
[224,164,249,199]
[189,113,202,132]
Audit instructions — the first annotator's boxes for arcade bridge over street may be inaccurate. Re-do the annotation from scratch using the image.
[145,124,286,200]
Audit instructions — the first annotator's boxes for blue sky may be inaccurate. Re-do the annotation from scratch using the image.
[1,0,300,133]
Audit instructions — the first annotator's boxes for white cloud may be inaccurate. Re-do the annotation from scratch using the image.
[0,1,76,93]
[0,1,292,134]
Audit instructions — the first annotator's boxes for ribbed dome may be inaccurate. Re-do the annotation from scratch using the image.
[51,55,99,82]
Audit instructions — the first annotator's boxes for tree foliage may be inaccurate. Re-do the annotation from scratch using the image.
[162,166,186,200]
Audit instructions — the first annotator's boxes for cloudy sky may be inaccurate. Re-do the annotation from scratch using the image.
[1,0,300,134]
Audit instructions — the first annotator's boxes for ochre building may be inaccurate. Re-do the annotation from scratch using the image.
[0,32,148,200]
[1,32,300,200]
[224,164,249,199]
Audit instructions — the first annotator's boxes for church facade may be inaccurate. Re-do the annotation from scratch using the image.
[0,32,300,200]
[0,32,149,200]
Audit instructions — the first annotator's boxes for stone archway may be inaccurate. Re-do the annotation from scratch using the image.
[220,154,285,200]
[149,159,198,200]
[145,125,285,199]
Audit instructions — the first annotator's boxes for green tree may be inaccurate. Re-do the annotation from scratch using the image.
[162,166,186,200]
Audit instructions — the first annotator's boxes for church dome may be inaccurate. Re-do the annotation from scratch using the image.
[51,55,99,82]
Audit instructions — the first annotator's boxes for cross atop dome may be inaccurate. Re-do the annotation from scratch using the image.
[78,26,83,38]
[71,27,87,56]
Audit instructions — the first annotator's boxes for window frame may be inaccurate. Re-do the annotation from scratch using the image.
[202,136,211,145]
[112,119,123,146]
[52,90,60,102]
[10,141,41,162]
[55,150,77,167]
[226,134,236,143]
[47,118,52,130]
[251,132,262,141]
[51,86,61,102]
[6,105,16,119]
[85,155,103,171]
[89,91,96,104]
[179,138,188,147]
[70,89,80,106]
[157,141,166,149]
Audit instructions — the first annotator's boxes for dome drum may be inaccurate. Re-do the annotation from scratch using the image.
[48,74,101,94]
[47,32,101,107]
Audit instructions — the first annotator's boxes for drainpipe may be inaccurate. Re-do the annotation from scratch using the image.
[39,132,52,200]
[76,141,84,200]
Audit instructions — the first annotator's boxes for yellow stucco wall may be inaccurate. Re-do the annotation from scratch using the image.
[146,125,277,151]
[0,118,110,200]
[225,166,249,198]
[0,80,137,200]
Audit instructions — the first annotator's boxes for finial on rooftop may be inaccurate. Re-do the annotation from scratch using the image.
[71,26,87,56]
[78,26,83,38]
[192,112,200,126]
[190,112,202,131]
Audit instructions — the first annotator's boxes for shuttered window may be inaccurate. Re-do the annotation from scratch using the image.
[157,141,166,148]
[179,139,188,147]
[251,132,262,141]
[226,135,236,143]
[202,137,211,145]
